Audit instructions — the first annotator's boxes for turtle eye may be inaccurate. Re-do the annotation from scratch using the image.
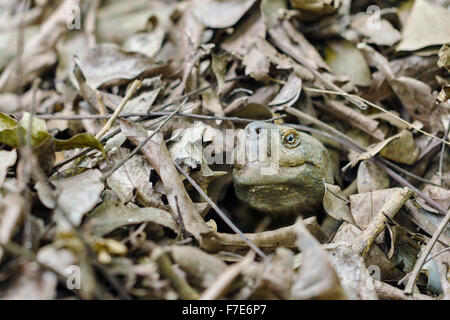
[281,129,300,148]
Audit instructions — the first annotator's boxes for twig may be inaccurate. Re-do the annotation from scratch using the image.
[424,246,450,265]
[85,0,99,47]
[26,78,41,147]
[404,208,450,295]
[352,187,414,256]
[35,112,286,123]
[438,123,450,186]
[381,159,442,187]
[372,159,447,215]
[95,80,141,139]
[374,280,432,300]
[21,78,40,249]
[152,247,199,300]
[208,217,328,251]
[174,162,267,260]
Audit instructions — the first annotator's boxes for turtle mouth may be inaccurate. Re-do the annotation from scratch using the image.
[233,159,318,172]
[232,161,319,187]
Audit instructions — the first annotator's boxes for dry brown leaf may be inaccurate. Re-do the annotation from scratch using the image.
[350,15,401,47]
[357,160,390,194]
[169,245,227,289]
[323,183,355,225]
[397,0,450,51]
[192,0,257,29]
[332,222,403,280]
[291,220,347,300]
[52,169,104,230]
[379,130,419,165]
[324,243,378,300]
[325,40,371,86]
[83,201,177,237]
[75,43,168,89]
[269,73,302,107]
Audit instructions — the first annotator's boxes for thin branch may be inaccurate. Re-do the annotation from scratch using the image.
[438,123,450,186]
[424,246,450,265]
[404,208,450,295]
[35,112,286,123]
[95,80,141,139]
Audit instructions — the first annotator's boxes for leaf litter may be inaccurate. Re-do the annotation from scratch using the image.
[0,0,449,300]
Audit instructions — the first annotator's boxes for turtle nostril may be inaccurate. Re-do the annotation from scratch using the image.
[246,122,267,138]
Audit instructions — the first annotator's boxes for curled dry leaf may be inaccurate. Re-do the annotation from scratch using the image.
[192,0,257,29]
[221,10,266,57]
[269,73,302,107]
[322,183,355,225]
[242,46,271,82]
[83,201,177,237]
[418,175,450,214]
[404,200,450,247]
[349,188,401,240]
[0,0,79,93]
[75,43,168,89]
[344,133,400,169]
[359,44,447,131]
[250,248,294,299]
